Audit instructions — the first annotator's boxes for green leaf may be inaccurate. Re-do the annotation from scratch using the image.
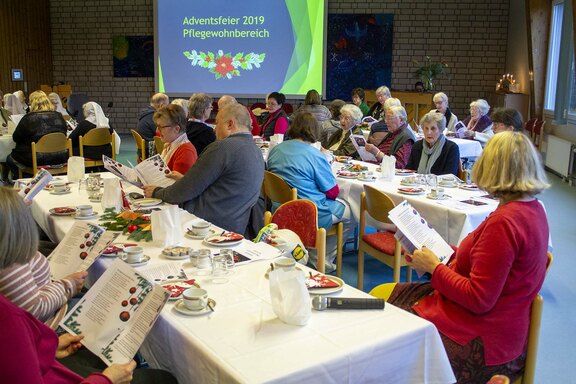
[259,53,265,60]
[234,52,243,60]
[215,73,222,79]
[200,52,206,59]
[183,51,192,59]
[208,52,215,60]
[240,62,248,70]
[232,70,240,76]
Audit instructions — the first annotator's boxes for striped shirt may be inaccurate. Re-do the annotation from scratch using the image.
[0,252,74,324]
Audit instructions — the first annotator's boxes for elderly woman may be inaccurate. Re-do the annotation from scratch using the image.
[296,89,331,122]
[0,188,177,384]
[325,104,364,159]
[462,99,493,146]
[0,94,15,134]
[156,104,197,175]
[367,97,402,146]
[432,92,458,133]
[406,111,460,175]
[4,93,26,115]
[365,105,416,168]
[170,98,188,118]
[49,93,70,119]
[351,87,370,116]
[186,92,216,155]
[319,99,346,148]
[268,112,352,272]
[491,107,524,134]
[68,102,114,159]
[14,90,29,113]
[367,85,391,121]
[385,132,549,382]
[7,91,68,177]
[260,91,289,140]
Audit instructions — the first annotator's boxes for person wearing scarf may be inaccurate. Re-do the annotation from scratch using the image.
[325,104,364,159]
[48,93,70,118]
[4,93,26,115]
[156,104,197,176]
[462,99,494,147]
[406,111,460,176]
[13,90,29,113]
[69,102,114,160]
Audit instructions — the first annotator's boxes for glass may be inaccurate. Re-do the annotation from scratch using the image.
[211,254,229,284]
[87,176,101,191]
[220,249,235,274]
[193,249,212,276]
[426,174,438,192]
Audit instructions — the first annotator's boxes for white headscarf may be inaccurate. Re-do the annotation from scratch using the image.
[13,90,28,110]
[4,94,26,115]
[83,102,109,128]
[49,93,69,116]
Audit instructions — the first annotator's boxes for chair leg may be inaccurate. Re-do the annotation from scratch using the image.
[357,246,364,290]
[406,266,412,283]
[336,222,343,278]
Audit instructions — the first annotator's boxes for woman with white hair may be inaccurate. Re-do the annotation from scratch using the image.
[462,99,493,146]
[4,93,26,115]
[48,93,70,118]
[367,97,402,145]
[432,92,458,133]
[170,98,188,118]
[367,85,391,121]
[325,104,364,159]
[13,90,28,113]
[69,102,114,159]
[365,105,416,168]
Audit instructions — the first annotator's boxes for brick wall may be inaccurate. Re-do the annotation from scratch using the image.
[50,0,509,133]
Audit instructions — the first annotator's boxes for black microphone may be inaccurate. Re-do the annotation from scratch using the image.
[312,296,385,311]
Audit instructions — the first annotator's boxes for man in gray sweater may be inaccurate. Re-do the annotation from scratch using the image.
[143,103,264,235]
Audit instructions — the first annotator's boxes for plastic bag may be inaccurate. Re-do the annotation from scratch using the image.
[151,205,182,247]
[269,267,311,326]
[254,224,309,265]
[380,154,395,181]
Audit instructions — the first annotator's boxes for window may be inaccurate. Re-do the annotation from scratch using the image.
[544,1,563,111]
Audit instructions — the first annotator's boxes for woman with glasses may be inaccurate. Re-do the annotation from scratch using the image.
[260,92,289,140]
[461,99,493,146]
[325,104,363,159]
[432,92,458,134]
[156,104,197,176]
[186,93,216,155]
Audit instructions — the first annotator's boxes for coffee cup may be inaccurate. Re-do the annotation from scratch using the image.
[52,181,68,193]
[430,187,445,198]
[191,219,210,237]
[122,246,144,264]
[182,288,208,311]
[274,257,296,270]
[77,205,94,217]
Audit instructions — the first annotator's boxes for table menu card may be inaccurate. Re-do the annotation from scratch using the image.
[103,154,175,188]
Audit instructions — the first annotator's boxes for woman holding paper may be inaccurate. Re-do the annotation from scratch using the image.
[405,111,460,176]
[461,99,493,146]
[155,104,197,175]
[384,132,549,382]
[324,104,363,159]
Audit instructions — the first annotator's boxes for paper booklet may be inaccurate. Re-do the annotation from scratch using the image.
[388,200,454,268]
[103,154,175,188]
[350,134,378,162]
[17,168,53,204]
[60,258,170,366]
[361,116,379,126]
[48,222,119,280]
[454,121,467,138]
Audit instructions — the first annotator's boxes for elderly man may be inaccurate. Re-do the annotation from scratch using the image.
[143,103,264,235]
[218,94,260,135]
[137,93,169,155]
[365,105,416,168]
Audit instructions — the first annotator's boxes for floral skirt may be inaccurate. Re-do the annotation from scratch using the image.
[388,283,526,383]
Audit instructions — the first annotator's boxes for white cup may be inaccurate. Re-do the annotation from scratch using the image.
[431,187,445,198]
[76,205,93,217]
[122,246,144,264]
[274,257,296,270]
[192,249,212,275]
[182,288,208,311]
[52,181,67,193]
[191,219,210,237]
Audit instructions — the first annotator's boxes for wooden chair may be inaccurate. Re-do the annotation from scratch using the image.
[264,199,327,273]
[18,133,72,178]
[524,118,537,134]
[130,129,146,163]
[263,171,344,276]
[78,128,115,170]
[531,120,544,150]
[357,184,412,290]
[154,136,164,155]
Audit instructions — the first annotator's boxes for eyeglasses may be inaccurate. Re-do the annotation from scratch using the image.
[156,124,173,130]
[266,102,279,107]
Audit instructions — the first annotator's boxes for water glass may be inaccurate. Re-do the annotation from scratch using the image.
[426,174,438,191]
[220,249,235,274]
[193,249,212,276]
[211,254,229,284]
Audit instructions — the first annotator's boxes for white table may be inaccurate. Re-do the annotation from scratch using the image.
[334,162,498,245]
[0,135,16,162]
[29,174,456,384]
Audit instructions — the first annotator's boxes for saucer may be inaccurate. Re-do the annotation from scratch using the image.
[358,176,377,182]
[163,253,191,260]
[124,255,150,267]
[397,187,425,195]
[74,212,99,220]
[426,194,449,200]
[459,184,479,191]
[173,298,216,316]
[438,182,458,188]
[50,188,71,195]
[185,229,214,240]
[307,275,344,295]
[132,198,162,207]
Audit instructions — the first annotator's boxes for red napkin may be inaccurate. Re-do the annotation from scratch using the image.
[208,232,244,243]
[305,274,339,289]
[161,279,196,298]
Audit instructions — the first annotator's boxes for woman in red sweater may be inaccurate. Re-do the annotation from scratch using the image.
[155,104,198,175]
[388,132,550,383]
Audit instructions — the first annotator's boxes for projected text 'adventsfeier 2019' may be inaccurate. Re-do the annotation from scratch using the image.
[182,16,269,40]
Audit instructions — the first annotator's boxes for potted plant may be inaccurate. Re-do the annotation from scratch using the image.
[413,56,450,91]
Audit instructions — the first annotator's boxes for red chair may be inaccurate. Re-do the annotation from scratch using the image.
[531,120,545,150]
[282,103,294,114]
[264,199,327,273]
[251,102,266,110]
[524,118,537,135]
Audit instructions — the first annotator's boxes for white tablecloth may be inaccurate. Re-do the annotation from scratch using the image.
[29,174,456,384]
[334,162,498,245]
[0,135,16,162]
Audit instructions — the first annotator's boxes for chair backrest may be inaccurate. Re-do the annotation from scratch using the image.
[271,199,318,247]
[457,158,466,181]
[155,136,164,154]
[251,102,266,110]
[263,171,297,204]
[363,184,396,224]
[520,294,543,384]
[524,118,537,133]
[131,129,146,163]
[34,132,70,153]
[282,103,294,114]
[79,128,115,160]
[531,120,544,149]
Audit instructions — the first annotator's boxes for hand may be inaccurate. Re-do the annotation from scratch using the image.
[365,143,377,155]
[142,185,157,198]
[405,246,441,275]
[65,271,88,295]
[463,130,475,139]
[56,334,84,359]
[102,361,137,384]
[166,171,183,180]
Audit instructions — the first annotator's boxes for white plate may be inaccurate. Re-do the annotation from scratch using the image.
[50,189,71,195]
[49,207,77,216]
[358,177,377,182]
[397,188,425,195]
[161,279,199,300]
[308,276,344,295]
[185,229,216,240]
[395,170,416,176]
[337,173,359,179]
[426,194,449,200]
[173,298,216,316]
[459,184,479,191]
[123,255,150,267]
[163,253,191,260]
[400,181,420,187]
[203,234,244,247]
[74,212,99,220]
[438,182,458,188]
[132,198,163,207]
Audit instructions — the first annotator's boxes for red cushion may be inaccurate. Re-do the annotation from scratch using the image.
[362,231,402,255]
[272,200,318,247]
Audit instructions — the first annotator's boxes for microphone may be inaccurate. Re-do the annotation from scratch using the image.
[312,296,385,311]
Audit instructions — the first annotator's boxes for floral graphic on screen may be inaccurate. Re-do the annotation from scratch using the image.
[183,49,265,79]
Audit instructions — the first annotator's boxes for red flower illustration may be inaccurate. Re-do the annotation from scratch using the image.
[214,56,234,76]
